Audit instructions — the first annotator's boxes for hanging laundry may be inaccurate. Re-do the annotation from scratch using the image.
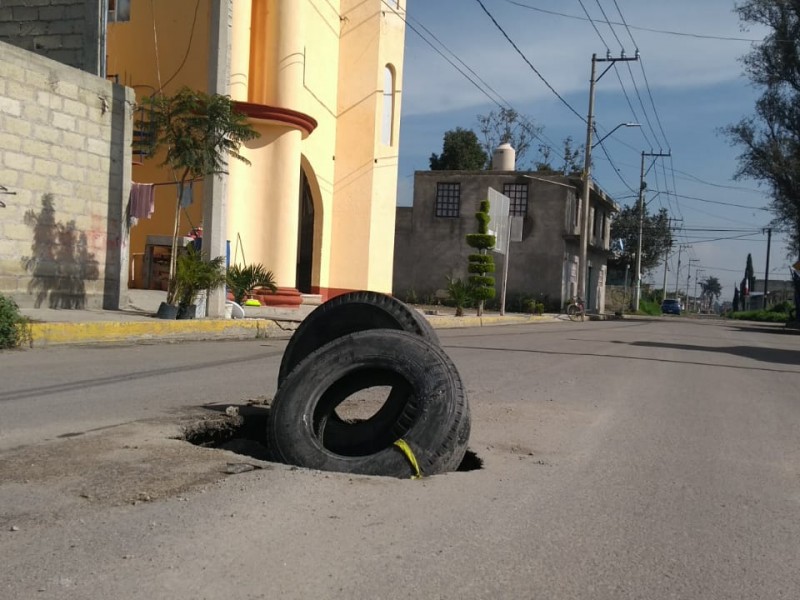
[129,183,155,220]
[179,181,194,208]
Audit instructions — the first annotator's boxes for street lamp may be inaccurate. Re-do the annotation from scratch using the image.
[592,123,641,149]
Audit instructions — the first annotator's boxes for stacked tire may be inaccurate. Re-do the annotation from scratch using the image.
[268,292,470,478]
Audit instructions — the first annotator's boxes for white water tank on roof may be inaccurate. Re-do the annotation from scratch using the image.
[492,142,516,171]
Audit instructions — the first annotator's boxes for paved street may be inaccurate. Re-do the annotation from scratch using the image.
[1,318,799,599]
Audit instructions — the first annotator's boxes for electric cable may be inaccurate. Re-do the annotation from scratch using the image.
[474,0,587,123]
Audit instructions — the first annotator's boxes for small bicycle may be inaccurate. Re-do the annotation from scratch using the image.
[566,297,585,322]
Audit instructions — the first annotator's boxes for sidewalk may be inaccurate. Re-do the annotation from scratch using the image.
[18,290,556,347]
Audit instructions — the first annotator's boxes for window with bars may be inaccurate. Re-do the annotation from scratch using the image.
[435,182,461,217]
[503,183,529,217]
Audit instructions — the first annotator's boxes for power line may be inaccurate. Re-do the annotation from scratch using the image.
[594,0,625,51]
[577,0,610,52]
[384,0,568,164]
[637,58,670,150]
[611,0,637,49]
[499,0,769,42]
[473,0,587,123]
[612,65,654,149]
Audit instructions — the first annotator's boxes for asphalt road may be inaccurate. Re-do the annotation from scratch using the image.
[1,318,799,599]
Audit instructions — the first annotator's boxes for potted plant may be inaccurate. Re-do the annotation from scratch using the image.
[139,87,259,317]
[226,263,277,306]
[174,245,227,319]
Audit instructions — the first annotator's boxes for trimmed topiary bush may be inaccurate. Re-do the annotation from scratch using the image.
[465,199,496,316]
[0,294,30,349]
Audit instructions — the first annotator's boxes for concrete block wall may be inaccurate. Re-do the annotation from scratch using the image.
[0,40,133,309]
[0,0,101,75]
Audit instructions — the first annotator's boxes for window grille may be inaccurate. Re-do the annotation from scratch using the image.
[435,183,460,218]
[503,183,528,217]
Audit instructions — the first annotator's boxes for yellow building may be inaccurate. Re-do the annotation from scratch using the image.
[107,0,406,309]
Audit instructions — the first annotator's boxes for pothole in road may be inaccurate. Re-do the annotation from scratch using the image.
[181,403,482,473]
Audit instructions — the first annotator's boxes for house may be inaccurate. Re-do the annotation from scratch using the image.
[0,0,132,310]
[393,149,619,313]
[1,0,407,313]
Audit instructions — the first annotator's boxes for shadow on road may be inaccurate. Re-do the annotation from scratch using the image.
[625,340,800,367]
[446,344,800,374]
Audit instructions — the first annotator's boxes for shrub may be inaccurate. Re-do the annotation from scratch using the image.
[0,294,30,349]
[226,263,277,306]
[637,299,662,316]
[445,276,473,317]
[465,199,496,314]
[729,309,789,323]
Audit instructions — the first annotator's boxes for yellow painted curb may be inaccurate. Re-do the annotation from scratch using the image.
[29,318,288,347]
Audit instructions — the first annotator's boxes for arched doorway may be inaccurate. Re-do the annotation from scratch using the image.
[296,170,314,293]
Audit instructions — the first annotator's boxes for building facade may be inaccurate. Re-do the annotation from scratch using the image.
[1,0,407,312]
[393,169,619,314]
[107,0,406,309]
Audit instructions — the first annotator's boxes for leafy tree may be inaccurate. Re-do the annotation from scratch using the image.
[429,128,488,170]
[140,87,259,306]
[700,276,722,310]
[534,137,583,175]
[608,205,673,276]
[745,253,756,293]
[477,108,541,167]
[725,0,800,313]
[465,199,496,316]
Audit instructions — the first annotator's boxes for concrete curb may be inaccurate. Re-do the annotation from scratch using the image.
[426,314,556,328]
[28,318,292,348]
[25,313,561,348]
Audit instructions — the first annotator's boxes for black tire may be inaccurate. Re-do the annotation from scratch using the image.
[268,330,470,478]
[277,291,438,386]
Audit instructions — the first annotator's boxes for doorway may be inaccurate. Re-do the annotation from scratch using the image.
[296,171,314,293]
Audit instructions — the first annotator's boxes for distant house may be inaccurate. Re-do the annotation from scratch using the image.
[752,278,795,309]
[393,150,619,313]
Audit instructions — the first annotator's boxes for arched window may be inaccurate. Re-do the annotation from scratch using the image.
[382,65,396,146]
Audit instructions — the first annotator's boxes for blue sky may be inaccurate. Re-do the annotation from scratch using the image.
[395,0,792,300]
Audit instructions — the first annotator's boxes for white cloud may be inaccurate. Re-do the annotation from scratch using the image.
[401,0,768,117]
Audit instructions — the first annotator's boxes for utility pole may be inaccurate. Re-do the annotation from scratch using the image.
[694,268,704,312]
[633,150,670,311]
[763,227,772,308]
[578,51,638,311]
[686,258,698,309]
[673,245,685,296]
[661,217,681,303]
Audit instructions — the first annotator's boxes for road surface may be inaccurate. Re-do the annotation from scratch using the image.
[1,318,798,599]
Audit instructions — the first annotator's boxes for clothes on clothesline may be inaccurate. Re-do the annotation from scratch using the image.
[129,178,199,226]
[129,182,155,220]
[179,181,194,208]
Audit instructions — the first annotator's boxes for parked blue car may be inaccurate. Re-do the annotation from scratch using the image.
[661,298,681,315]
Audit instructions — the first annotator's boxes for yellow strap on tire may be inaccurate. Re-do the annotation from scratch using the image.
[393,439,422,479]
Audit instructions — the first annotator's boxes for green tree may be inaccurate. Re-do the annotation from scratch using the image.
[477,108,541,167]
[465,199,496,316]
[140,87,259,306]
[745,253,756,292]
[700,276,722,310]
[725,0,800,313]
[534,137,583,175]
[608,205,673,276]
[429,128,488,170]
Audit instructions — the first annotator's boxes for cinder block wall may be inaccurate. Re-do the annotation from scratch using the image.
[0,0,102,75]
[0,40,133,309]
